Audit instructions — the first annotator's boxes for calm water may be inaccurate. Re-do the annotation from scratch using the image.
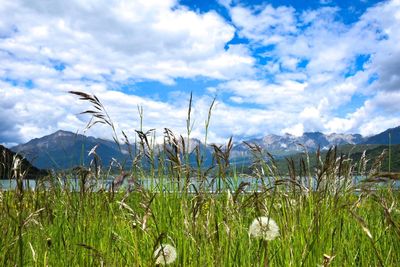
[0,176,261,192]
[0,176,397,192]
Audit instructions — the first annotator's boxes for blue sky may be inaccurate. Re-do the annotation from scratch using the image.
[1,0,400,146]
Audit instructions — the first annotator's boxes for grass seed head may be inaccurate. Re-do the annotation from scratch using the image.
[249,216,280,241]
[154,244,177,265]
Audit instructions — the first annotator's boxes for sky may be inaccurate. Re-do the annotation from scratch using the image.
[1,0,400,146]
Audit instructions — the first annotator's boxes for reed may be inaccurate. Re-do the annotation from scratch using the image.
[0,91,399,266]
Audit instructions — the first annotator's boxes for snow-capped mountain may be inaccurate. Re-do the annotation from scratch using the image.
[231,132,364,158]
[8,126,399,169]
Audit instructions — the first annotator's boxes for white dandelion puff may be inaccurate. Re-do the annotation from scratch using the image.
[154,244,177,265]
[249,216,280,241]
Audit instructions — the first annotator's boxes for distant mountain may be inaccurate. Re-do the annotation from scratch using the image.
[8,126,400,170]
[362,126,400,145]
[231,132,364,159]
[11,130,212,170]
[268,143,400,175]
[0,145,48,179]
[11,130,130,169]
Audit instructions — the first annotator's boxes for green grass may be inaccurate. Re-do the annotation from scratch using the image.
[1,179,399,266]
[1,90,399,266]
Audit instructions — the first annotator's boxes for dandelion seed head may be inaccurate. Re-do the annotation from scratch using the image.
[154,244,177,265]
[249,216,280,241]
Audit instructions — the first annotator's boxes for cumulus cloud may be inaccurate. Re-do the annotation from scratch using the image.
[0,84,88,144]
[230,4,297,45]
[0,0,254,85]
[215,0,400,136]
[325,90,400,135]
[1,0,400,146]
[0,0,255,145]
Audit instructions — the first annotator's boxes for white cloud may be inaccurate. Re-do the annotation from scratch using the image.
[0,0,257,144]
[1,0,400,146]
[215,79,308,110]
[217,0,233,8]
[0,81,305,146]
[325,88,400,135]
[282,123,304,137]
[217,0,400,136]
[231,4,297,45]
[0,0,254,86]
[0,86,84,143]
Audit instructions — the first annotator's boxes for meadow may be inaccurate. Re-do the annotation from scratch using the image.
[1,91,399,266]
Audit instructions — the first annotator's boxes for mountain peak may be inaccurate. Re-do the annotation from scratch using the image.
[8,125,400,170]
[363,125,400,145]
[53,130,75,136]
[11,130,123,169]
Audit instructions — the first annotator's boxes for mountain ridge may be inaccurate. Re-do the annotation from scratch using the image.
[11,130,127,169]
[362,126,400,145]
[9,126,400,170]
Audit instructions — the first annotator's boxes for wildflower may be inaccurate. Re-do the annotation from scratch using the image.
[154,244,177,265]
[249,216,280,241]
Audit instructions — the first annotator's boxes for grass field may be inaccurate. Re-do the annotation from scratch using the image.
[1,91,399,266]
[1,175,399,266]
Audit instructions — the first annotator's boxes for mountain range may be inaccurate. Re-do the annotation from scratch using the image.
[11,130,127,169]
[8,126,400,170]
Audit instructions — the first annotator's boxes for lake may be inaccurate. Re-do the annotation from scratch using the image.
[1,175,398,192]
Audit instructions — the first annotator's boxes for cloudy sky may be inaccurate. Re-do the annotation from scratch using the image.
[1,0,399,146]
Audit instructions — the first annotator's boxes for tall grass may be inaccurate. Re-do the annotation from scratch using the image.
[0,91,399,266]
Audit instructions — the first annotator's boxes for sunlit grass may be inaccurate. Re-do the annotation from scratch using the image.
[1,91,399,266]
[1,184,399,266]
